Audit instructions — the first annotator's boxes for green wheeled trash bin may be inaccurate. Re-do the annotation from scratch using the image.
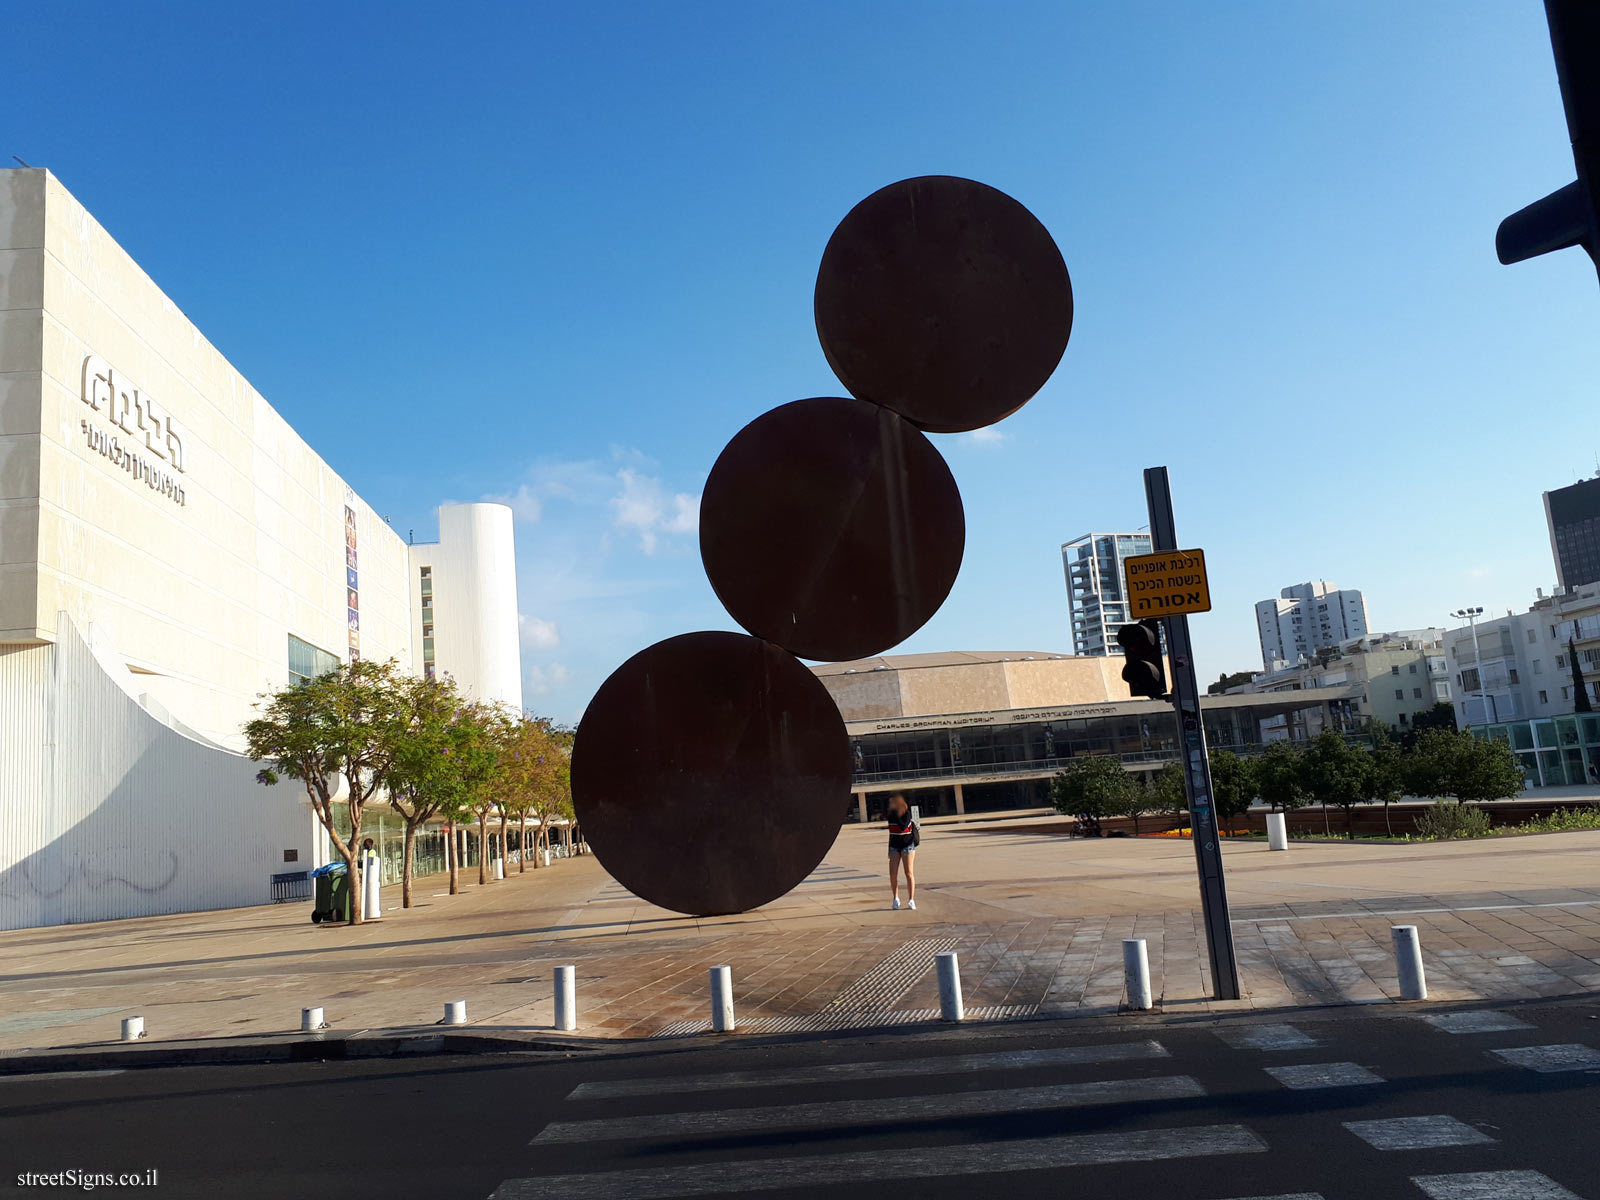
[310,862,350,923]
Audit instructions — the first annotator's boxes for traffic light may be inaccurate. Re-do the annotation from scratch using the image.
[1497,2,1600,284]
[1117,619,1167,700]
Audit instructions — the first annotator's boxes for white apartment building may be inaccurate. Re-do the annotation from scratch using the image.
[1256,580,1370,670]
[1236,629,1451,735]
[0,168,521,928]
[1444,585,1600,727]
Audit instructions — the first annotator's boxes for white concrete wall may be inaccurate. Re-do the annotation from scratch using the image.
[409,503,522,711]
[0,168,413,748]
[0,615,315,930]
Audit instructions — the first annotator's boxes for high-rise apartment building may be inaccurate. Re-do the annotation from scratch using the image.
[1256,581,1369,669]
[1061,532,1152,656]
[1544,475,1600,591]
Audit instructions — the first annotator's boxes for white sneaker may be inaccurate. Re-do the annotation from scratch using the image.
[892,897,900,910]
[908,899,917,911]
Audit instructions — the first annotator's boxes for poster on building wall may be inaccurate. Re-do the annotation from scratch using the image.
[344,490,360,661]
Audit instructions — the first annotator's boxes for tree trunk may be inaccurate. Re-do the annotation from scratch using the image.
[1321,803,1332,836]
[499,811,509,878]
[447,821,459,895]
[1384,802,1394,837]
[346,808,363,925]
[477,813,488,885]
[402,821,417,908]
[1345,804,1355,839]
[518,818,527,873]
[532,815,543,866]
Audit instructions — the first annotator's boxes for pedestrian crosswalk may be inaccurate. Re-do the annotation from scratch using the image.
[488,1019,1597,1200]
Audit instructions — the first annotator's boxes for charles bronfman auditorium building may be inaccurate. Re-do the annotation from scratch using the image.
[0,168,522,930]
[815,651,1361,823]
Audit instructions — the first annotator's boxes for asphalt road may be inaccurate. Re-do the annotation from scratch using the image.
[2,1000,1596,1200]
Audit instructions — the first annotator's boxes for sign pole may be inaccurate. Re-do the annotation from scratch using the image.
[1142,466,1241,1001]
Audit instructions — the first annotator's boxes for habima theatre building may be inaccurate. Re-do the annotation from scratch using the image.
[0,168,521,930]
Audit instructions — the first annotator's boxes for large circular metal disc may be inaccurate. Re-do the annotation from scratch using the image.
[571,631,851,916]
[814,175,1073,434]
[699,396,965,663]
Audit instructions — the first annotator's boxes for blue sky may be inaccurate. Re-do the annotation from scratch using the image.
[11,3,1599,722]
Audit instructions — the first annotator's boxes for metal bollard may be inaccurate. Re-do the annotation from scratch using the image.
[936,951,965,1021]
[554,965,577,1031]
[444,1000,468,1025]
[1393,925,1428,1000]
[1266,812,1289,851]
[301,1006,327,1032]
[120,1016,145,1042]
[1123,938,1154,1010]
[710,965,735,1033]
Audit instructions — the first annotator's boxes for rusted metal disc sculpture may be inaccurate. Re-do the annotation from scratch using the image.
[574,176,1071,915]
[814,176,1074,434]
[570,632,851,916]
[699,396,965,663]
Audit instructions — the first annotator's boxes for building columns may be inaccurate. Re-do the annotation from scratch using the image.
[854,791,867,824]
[953,782,966,816]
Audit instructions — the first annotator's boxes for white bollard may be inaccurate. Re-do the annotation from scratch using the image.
[1266,811,1289,851]
[936,951,965,1021]
[1123,938,1153,1010]
[364,852,382,919]
[120,1016,145,1042]
[1393,925,1428,1000]
[494,857,505,880]
[542,848,551,868]
[554,965,577,1031]
[301,1006,327,1032]
[444,1000,467,1025]
[710,965,735,1033]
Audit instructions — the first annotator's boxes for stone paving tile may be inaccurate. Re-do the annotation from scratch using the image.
[2,825,1599,1047]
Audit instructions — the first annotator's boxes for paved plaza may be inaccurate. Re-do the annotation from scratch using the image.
[1,820,1597,1057]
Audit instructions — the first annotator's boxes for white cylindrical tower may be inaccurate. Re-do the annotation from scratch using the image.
[412,503,523,711]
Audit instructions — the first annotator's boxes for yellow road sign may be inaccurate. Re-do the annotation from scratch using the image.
[1124,548,1211,618]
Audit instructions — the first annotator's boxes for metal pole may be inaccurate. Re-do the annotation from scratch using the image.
[1469,611,1489,726]
[1143,467,1241,1001]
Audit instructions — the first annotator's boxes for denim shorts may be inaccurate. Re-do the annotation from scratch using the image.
[890,845,916,857]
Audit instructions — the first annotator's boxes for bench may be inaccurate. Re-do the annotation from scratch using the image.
[270,870,312,903]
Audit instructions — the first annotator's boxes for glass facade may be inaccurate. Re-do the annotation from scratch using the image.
[287,634,340,686]
[420,566,436,680]
[1473,715,1600,787]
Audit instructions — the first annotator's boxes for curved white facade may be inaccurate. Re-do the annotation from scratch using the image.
[410,503,523,712]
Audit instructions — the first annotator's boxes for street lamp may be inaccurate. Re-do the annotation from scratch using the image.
[1451,606,1495,725]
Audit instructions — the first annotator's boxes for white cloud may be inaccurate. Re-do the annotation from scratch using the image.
[963,427,1009,447]
[527,662,572,696]
[483,483,543,523]
[611,467,700,554]
[518,613,560,650]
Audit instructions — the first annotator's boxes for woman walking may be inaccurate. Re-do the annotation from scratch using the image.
[886,793,918,910]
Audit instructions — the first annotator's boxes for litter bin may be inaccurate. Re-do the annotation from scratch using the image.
[310,862,350,924]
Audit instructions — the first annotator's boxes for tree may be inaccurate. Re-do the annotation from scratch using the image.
[1407,729,1525,804]
[1367,728,1408,836]
[493,715,561,872]
[1571,637,1593,714]
[1298,730,1372,838]
[1401,702,1458,748]
[1151,763,1187,834]
[1123,768,1164,836]
[1254,740,1308,814]
[1051,756,1136,833]
[1208,670,1255,696]
[245,658,407,925]
[385,673,461,908]
[1208,749,1257,834]
[459,703,511,884]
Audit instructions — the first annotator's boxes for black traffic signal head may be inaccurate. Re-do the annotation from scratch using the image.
[1117,619,1167,700]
